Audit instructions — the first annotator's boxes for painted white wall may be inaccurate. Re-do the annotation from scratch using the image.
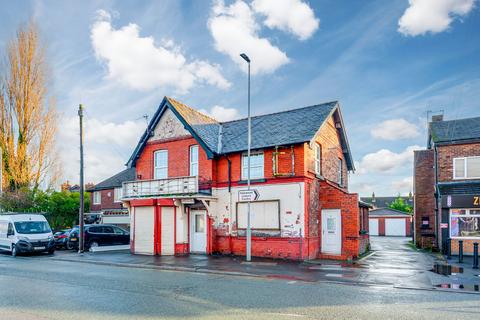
[176,205,188,244]
[211,182,305,237]
[102,215,130,225]
[148,108,190,142]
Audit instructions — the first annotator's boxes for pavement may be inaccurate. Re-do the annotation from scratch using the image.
[2,249,480,319]
[46,236,480,292]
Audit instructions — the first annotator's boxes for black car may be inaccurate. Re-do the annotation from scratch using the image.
[68,225,130,250]
[53,229,71,249]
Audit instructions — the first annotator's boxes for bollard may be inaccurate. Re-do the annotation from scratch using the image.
[458,240,464,263]
[473,243,479,269]
[447,238,451,260]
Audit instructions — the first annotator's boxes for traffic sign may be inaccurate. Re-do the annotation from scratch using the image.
[238,189,259,202]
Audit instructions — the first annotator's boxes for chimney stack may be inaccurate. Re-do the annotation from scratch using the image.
[431,114,443,122]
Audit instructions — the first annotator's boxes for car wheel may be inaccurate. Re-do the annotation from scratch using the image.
[11,245,17,257]
[89,241,99,251]
[48,249,55,255]
[65,241,75,250]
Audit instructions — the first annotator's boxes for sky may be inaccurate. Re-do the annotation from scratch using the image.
[0,0,479,196]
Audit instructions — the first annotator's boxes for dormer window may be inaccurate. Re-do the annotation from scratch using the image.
[454,156,480,179]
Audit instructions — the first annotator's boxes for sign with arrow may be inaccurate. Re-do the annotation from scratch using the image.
[238,189,259,202]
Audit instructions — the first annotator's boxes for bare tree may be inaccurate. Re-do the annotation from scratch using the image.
[0,21,59,192]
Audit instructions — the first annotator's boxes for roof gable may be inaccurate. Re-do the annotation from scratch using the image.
[429,116,480,147]
[127,97,354,170]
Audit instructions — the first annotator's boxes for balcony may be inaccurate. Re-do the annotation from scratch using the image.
[122,176,200,199]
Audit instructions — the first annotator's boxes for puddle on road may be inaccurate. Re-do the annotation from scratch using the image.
[431,263,463,276]
[435,284,479,292]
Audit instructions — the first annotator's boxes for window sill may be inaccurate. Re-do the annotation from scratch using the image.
[238,179,266,184]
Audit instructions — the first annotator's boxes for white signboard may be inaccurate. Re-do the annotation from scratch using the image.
[238,189,259,202]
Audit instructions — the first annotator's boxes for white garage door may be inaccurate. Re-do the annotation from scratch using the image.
[385,218,406,236]
[369,219,379,236]
[134,206,154,255]
[161,207,175,255]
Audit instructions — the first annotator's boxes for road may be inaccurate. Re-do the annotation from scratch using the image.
[0,252,479,320]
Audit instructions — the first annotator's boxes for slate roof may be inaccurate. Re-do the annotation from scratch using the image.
[127,97,355,170]
[89,168,136,191]
[429,116,480,146]
[360,196,413,209]
[438,180,480,195]
[369,208,411,217]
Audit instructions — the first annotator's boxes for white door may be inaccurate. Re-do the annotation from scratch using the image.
[369,218,379,236]
[385,218,406,236]
[134,207,154,255]
[321,209,342,254]
[161,207,175,255]
[190,210,207,253]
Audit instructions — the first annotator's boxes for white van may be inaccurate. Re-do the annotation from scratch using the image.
[0,214,55,256]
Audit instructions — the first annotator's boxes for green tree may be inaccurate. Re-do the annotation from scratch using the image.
[389,196,413,214]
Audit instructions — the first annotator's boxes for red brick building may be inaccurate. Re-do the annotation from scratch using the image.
[88,168,136,230]
[122,97,367,260]
[414,115,480,254]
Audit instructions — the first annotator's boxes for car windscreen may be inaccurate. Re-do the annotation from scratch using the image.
[14,221,52,234]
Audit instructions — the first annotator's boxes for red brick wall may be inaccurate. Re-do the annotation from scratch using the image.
[413,149,436,248]
[89,189,123,212]
[451,239,480,255]
[135,136,213,185]
[437,143,480,182]
[319,181,360,260]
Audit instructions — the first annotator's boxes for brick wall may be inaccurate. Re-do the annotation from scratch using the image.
[89,188,123,212]
[413,149,436,248]
[319,181,360,260]
[135,136,213,186]
[437,143,480,182]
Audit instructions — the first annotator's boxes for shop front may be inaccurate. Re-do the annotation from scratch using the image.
[441,194,480,255]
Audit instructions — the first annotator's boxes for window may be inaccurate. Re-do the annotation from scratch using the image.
[454,156,480,179]
[450,209,480,238]
[114,187,122,202]
[93,191,101,205]
[195,214,205,233]
[190,145,199,176]
[314,144,321,175]
[338,158,343,186]
[236,200,280,230]
[154,150,168,179]
[242,151,264,180]
[113,226,126,235]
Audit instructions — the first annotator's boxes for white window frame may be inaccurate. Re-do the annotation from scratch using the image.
[189,145,199,176]
[453,156,480,179]
[450,208,480,239]
[338,158,343,186]
[93,191,101,205]
[154,150,168,179]
[114,187,123,203]
[241,150,264,180]
[314,144,321,175]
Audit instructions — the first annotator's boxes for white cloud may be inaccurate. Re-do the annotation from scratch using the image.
[91,10,231,93]
[252,0,319,40]
[370,118,420,140]
[398,0,476,36]
[392,177,413,192]
[356,145,422,174]
[208,0,289,75]
[199,105,241,122]
[58,116,145,184]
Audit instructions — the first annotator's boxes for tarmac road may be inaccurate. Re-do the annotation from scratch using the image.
[0,252,479,320]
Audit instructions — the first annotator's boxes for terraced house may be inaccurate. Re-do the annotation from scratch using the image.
[414,115,480,254]
[122,97,368,261]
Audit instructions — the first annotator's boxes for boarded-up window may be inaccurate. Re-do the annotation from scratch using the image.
[236,200,280,230]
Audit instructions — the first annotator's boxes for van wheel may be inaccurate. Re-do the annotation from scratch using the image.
[11,245,17,257]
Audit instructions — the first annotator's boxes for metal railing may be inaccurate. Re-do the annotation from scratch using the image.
[122,176,198,199]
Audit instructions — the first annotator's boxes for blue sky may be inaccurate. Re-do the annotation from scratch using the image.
[1,0,479,196]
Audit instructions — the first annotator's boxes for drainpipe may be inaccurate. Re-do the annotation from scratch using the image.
[434,145,440,250]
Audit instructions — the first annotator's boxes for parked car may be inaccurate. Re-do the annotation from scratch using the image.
[0,214,55,256]
[53,229,71,249]
[68,224,129,250]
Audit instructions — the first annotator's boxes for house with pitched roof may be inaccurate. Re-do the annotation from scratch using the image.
[122,97,367,260]
[414,115,480,254]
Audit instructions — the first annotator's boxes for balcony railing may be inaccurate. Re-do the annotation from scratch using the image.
[122,176,199,199]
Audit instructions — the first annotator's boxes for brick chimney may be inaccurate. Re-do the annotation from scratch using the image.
[431,115,443,122]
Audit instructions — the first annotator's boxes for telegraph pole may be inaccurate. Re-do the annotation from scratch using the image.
[78,104,85,253]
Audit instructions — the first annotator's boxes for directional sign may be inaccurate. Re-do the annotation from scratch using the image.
[238,189,259,202]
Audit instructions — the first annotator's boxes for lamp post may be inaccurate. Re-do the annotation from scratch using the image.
[240,53,252,262]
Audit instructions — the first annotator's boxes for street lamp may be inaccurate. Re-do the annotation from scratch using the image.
[240,53,252,262]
